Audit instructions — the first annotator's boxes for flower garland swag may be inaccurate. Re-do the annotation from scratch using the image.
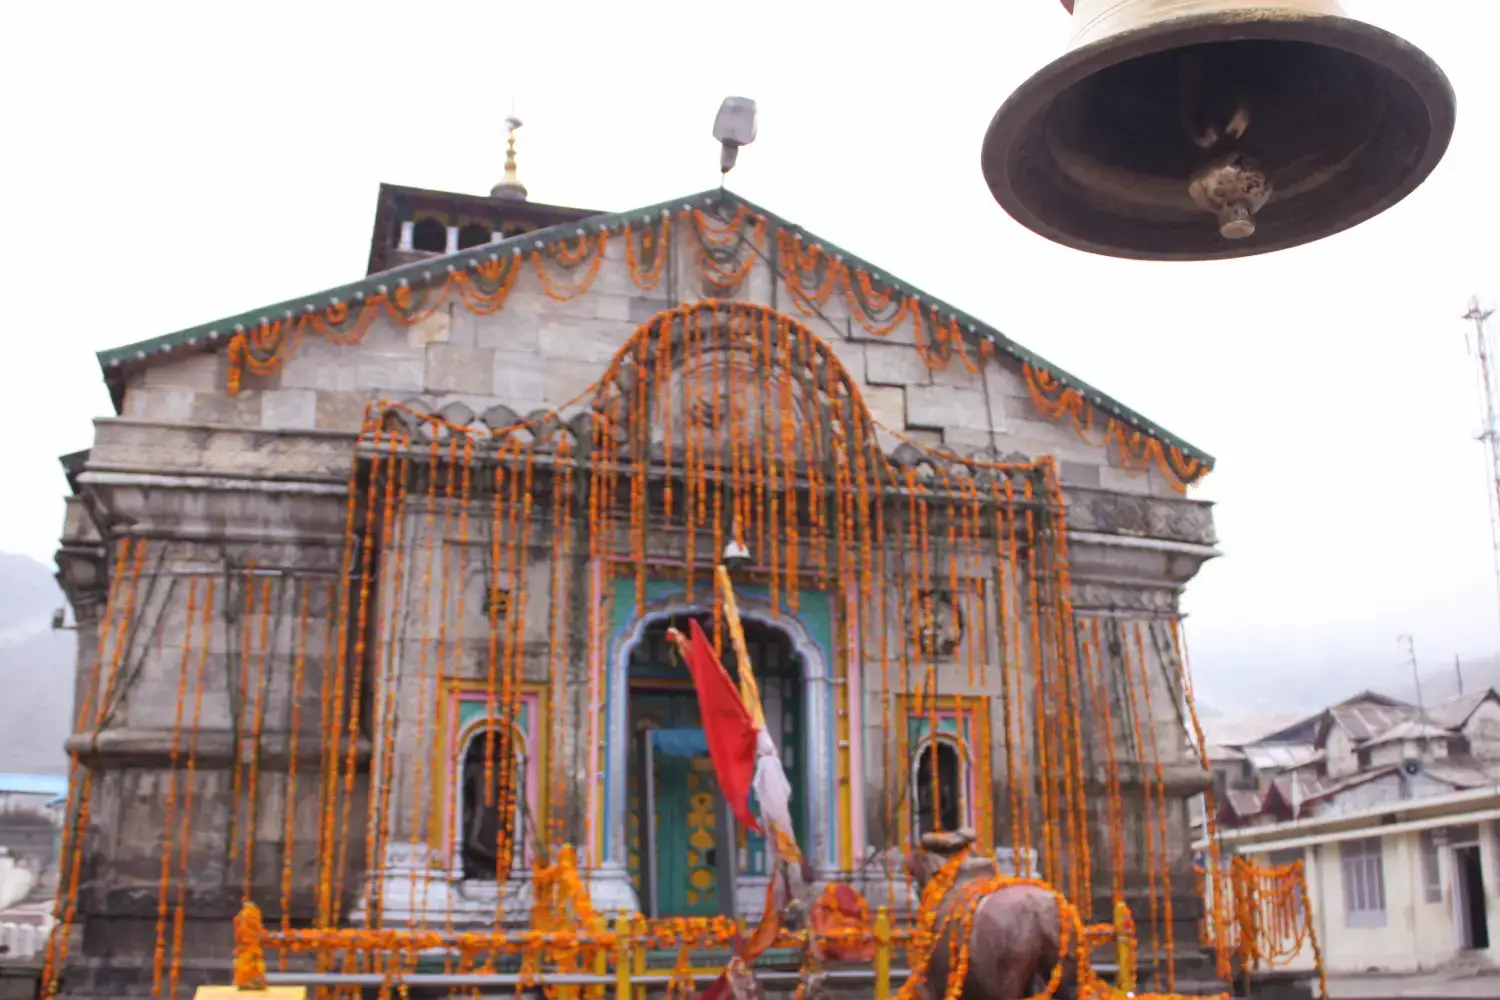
[898,850,1227,1000]
[291,300,1183,973]
[1193,858,1327,1000]
[216,205,1205,493]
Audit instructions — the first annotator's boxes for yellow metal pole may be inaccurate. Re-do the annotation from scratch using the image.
[632,915,648,1000]
[715,566,766,728]
[590,915,609,1000]
[1114,900,1136,994]
[614,915,632,1000]
[874,907,891,1000]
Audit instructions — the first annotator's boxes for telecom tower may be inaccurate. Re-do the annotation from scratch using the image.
[1466,296,1500,629]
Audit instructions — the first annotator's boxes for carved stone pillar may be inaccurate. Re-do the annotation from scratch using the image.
[55,421,359,999]
[1064,486,1224,991]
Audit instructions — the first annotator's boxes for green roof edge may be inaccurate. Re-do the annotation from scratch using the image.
[96,187,1215,471]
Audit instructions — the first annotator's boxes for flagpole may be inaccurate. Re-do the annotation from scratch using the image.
[716,565,766,729]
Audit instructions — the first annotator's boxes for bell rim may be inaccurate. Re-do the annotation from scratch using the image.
[981,11,1458,261]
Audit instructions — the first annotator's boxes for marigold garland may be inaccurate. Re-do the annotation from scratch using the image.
[210,206,1206,493]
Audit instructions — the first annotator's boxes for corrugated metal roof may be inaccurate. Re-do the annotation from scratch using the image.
[1425,689,1499,730]
[1244,743,1321,771]
[1224,790,1264,818]
[1364,720,1451,747]
[0,774,68,796]
[1421,759,1497,789]
[1330,697,1416,742]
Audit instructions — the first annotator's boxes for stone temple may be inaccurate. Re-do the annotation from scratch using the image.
[48,139,1223,998]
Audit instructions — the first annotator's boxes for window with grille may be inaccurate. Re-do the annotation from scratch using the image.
[1419,830,1443,903]
[1340,837,1387,928]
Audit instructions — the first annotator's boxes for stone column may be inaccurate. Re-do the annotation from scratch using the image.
[1065,487,1223,992]
[55,421,357,999]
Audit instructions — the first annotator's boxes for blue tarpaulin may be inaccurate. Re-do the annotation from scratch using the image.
[649,728,709,758]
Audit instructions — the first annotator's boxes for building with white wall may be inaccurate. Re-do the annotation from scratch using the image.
[1206,781,1500,974]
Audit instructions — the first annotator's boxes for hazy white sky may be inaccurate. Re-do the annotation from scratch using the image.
[2,2,1496,712]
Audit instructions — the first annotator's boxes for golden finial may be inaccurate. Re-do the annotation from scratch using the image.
[492,114,528,201]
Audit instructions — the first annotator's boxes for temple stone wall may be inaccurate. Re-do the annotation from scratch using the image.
[118,225,1183,499]
[60,219,1221,995]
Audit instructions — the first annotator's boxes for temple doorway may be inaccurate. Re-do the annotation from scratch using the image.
[625,613,806,918]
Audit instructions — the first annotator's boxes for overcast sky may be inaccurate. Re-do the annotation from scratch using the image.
[2,2,1495,713]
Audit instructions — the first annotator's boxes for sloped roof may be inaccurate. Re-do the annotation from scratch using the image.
[1243,743,1321,772]
[1202,715,1302,748]
[1328,691,1417,743]
[1269,773,1334,806]
[1223,790,1265,818]
[1426,689,1499,730]
[1363,720,1451,747]
[92,187,1215,473]
[1298,765,1401,805]
[1422,757,1500,789]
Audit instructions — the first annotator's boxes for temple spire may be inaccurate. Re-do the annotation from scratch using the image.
[491,114,528,201]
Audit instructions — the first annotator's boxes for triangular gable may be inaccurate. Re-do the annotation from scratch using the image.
[95,187,1214,482]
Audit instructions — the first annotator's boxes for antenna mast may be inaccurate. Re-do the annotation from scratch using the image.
[1465,296,1500,633]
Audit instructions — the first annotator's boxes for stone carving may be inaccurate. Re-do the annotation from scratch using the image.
[1064,487,1215,546]
[914,590,963,659]
[1069,582,1180,614]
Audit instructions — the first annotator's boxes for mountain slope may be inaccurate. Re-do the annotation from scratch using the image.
[0,553,75,776]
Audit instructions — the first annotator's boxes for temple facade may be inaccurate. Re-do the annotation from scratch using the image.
[51,163,1223,997]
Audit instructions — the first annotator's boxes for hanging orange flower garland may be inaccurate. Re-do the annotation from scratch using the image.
[1021,363,1205,492]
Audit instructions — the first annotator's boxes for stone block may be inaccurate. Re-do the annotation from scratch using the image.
[355,352,425,394]
[190,390,263,427]
[538,317,631,365]
[930,356,982,391]
[859,384,906,430]
[904,384,988,431]
[875,426,939,454]
[595,293,633,322]
[425,344,496,395]
[491,352,549,410]
[140,351,222,391]
[316,390,370,431]
[124,387,195,422]
[448,305,478,348]
[545,359,608,407]
[822,335,866,384]
[865,342,930,387]
[1098,465,1156,497]
[406,306,451,348]
[1058,460,1102,489]
[260,389,318,430]
[629,297,670,324]
[278,342,360,392]
[474,311,541,353]
[941,426,1000,455]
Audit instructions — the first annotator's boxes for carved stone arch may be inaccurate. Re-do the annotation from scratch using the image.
[585,301,891,481]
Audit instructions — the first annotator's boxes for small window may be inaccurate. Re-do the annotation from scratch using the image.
[1419,830,1443,903]
[458,223,492,250]
[1340,837,1387,928]
[459,726,525,880]
[412,217,447,253]
[914,739,965,837]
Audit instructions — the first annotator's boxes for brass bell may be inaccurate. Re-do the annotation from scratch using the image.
[982,0,1456,260]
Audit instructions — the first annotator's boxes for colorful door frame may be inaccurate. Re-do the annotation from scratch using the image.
[896,694,994,852]
[590,566,844,907]
[431,679,548,874]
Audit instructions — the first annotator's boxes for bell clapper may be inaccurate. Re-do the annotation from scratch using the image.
[1188,151,1273,240]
